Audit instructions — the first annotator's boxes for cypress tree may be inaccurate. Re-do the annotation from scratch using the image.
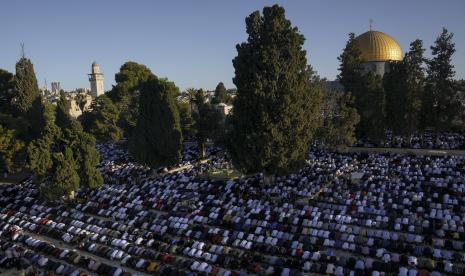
[129,77,182,168]
[12,57,40,115]
[338,33,364,98]
[0,69,14,114]
[27,101,59,178]
[0,126,25,174]
[228,5,322,178]
[1,70,29,140]
[385,40,426,137]
[404,39,426,135]
[56,92,73,129]
[423,28,457,130]
[27,96,48,141]
[360,73,386,142]
[337,33,370,138]
[27,136,54,177]
[384,61,408,135]
[76,132,103,189]
[211,82,232,104]
[43,147,80,201]
[338,33,388,142]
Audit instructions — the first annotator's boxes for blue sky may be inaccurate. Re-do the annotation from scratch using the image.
[1,0,464,91]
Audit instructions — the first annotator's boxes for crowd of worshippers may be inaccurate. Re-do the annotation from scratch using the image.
[355,131,465,150]
[0,143,465,276]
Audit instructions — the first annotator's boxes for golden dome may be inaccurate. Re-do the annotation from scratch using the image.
[355,30,402,62]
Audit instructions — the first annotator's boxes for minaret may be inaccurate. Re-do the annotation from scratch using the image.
[88,61,104,98]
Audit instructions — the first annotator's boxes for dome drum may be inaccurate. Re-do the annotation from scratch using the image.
[361,61,391,76]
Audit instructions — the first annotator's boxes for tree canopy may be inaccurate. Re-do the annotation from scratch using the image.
[12,57,40,115]
[316,89,359,151]
[0,69,14,113]
[81,95,122,142]
[338,33,386,142]
[211,82,232,104]
[228,5,322,177]
[192,89,222,158]
[0,126,25,174]
[423,28,458,130]
[385,39,425,136]
[109,61,155,136]
[129,77,183,169]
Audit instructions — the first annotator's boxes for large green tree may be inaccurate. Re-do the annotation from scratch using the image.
[422,28,457,130]
[403,39,426,135]
[317,89,359,151]
[27,102,59,178]
[108,61,154,136]
[0,68,29,140]
[337,33,371,137]
[29,102,103,198]
[74,130,103,189]
[338,33,364,98]
[338,33,387,142]
[27,96,49,141]
[81,95,122,142]
[59,119,103,190]
[12,57,40,115]
[0,69,14,113]
[383,39,426,137]
[55,92,73,129]
[178,100,195,140]
[0,126,25,174]
[360,73,386,142]
[228,5,322,178]
[129,77,182,168]
[41,147,80,201]
[384,61,408,134]
[192,89,222,158]
[211,82,232,104]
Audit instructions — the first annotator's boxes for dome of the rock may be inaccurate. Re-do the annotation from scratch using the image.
[355,30,403,62]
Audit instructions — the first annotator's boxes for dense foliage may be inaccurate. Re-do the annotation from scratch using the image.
[0,55,103,201]
[338,28,460,141]
[129,77,183,169]
[384,39,425,136]
[211,82,232,104]
[109,62,154,136]
[423,28,459,131]
[228,5,323,177]
[192,89,222,158]
[81,95,122,142]
[338,33,385,142]
[12,58,40,115]
[316,90,360,151]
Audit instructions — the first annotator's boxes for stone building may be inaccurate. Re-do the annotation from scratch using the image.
[68,93,93,118]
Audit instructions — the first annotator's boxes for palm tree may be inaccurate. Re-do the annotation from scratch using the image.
[185,88,197,112]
